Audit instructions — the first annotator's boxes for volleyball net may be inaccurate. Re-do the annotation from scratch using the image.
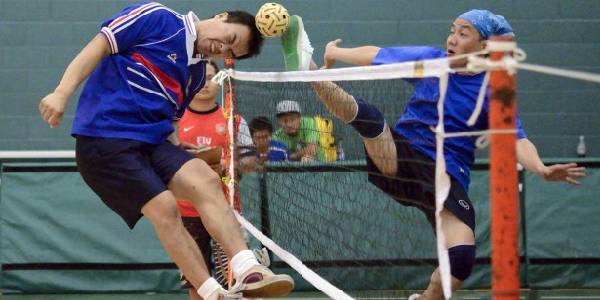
[218,38,600,300]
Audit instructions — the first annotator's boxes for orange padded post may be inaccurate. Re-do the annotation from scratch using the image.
[489,36,520,300]
[222,57,239,288]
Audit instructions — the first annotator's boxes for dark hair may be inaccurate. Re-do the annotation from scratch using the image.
[207,60,220,73]
[224,11,264,59]
[249,116,273,135]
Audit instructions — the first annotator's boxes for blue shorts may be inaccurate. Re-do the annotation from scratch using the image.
[75,135,194,228]
[366,130,475,232]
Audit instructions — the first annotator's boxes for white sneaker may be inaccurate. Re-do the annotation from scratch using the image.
[213,287,243,300]
[230,264,294,298]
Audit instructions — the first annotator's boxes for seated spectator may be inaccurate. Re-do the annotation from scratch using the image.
[250,116,289,164]
[273,100,323,161]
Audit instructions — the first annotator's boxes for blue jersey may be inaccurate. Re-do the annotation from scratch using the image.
[372,46,526,190]
[72,2,207,144]
[267,140,289,161]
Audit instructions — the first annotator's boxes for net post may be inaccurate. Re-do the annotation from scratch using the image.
[223,57,240,210]
[223,57,239,288]
[488,36,520,300]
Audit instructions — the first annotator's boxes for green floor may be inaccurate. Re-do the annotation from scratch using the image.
[3,290,600,300]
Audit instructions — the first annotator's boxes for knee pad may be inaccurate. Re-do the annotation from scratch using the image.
[348,98,386,138]
[448,244,476,281]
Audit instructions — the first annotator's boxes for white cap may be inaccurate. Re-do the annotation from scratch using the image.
[276,100,301,115]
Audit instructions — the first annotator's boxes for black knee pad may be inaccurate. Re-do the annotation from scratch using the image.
[348,98,386,138]
[448,244,476,281]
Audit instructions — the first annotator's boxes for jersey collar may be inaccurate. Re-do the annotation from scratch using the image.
[184,11,203,65]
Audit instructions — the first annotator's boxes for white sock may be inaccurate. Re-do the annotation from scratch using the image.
[231,249,260,278]
[197,278,221,300]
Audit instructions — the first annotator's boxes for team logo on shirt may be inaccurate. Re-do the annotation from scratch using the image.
[458,199,470,210]
[196,136,212,146]
[167,53,177,63]
[216,123,226,135]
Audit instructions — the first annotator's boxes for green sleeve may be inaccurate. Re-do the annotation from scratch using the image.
[273,128,283,141]
[302,117,319,144]
[273,129,291,150]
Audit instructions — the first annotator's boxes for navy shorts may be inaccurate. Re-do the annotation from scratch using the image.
[75,135,194,228]
[366,130,475,232]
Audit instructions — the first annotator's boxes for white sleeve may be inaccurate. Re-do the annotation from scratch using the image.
[237,117,253,148]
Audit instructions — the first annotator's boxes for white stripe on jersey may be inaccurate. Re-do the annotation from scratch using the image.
[134,27,185,48]
[184,13,194,35]
[126,67,151,81]
[134,62,178,108]
[110,3,182,36]
[109,2,162,31]
[127,80,168,100]
[113,7,168,35]
[100,27,118,53]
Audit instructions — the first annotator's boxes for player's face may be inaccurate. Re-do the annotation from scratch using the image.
[193,63,218,102]
[196,13,251,59]
[277,113,301,135]
[252,129,271,150]
[446,19,486,68]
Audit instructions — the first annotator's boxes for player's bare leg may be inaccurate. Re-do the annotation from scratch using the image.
[141,191,211,289]
[282,16,395,175]
[188,288,202,300]
[169,159,247,257]
[414,209,475,300]
[169,158,294,297]
[310,61,397,176]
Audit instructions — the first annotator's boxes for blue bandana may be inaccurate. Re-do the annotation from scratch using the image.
[458,9,514,40]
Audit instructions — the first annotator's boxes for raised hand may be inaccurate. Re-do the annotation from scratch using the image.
[323,38,343,69]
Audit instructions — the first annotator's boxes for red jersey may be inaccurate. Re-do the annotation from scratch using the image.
[177,105,251,217]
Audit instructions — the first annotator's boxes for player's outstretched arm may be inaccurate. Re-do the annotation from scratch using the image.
[516,138,586,185]
[40,33,111,128]
[323,39,380,68]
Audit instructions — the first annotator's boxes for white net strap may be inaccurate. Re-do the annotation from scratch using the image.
[467,71,491,126]
[234,211,354,300]
[433,73,453,299]
[517,62,600,84]
[224,57,451,82]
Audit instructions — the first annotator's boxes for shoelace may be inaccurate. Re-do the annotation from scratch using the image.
[253,247,271,267]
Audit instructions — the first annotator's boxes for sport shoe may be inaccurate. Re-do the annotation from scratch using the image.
[215,288,243,300]
[231,264,294,298]
[281,15,313,71]
[408,293,421,300]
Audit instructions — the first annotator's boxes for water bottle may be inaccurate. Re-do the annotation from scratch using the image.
[577,135,586,158]
[337,139,345,161]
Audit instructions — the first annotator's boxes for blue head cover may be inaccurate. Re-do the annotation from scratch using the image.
[458,9,514,40]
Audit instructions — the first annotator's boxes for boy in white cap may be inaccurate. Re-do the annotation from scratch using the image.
[273,100,322,161]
